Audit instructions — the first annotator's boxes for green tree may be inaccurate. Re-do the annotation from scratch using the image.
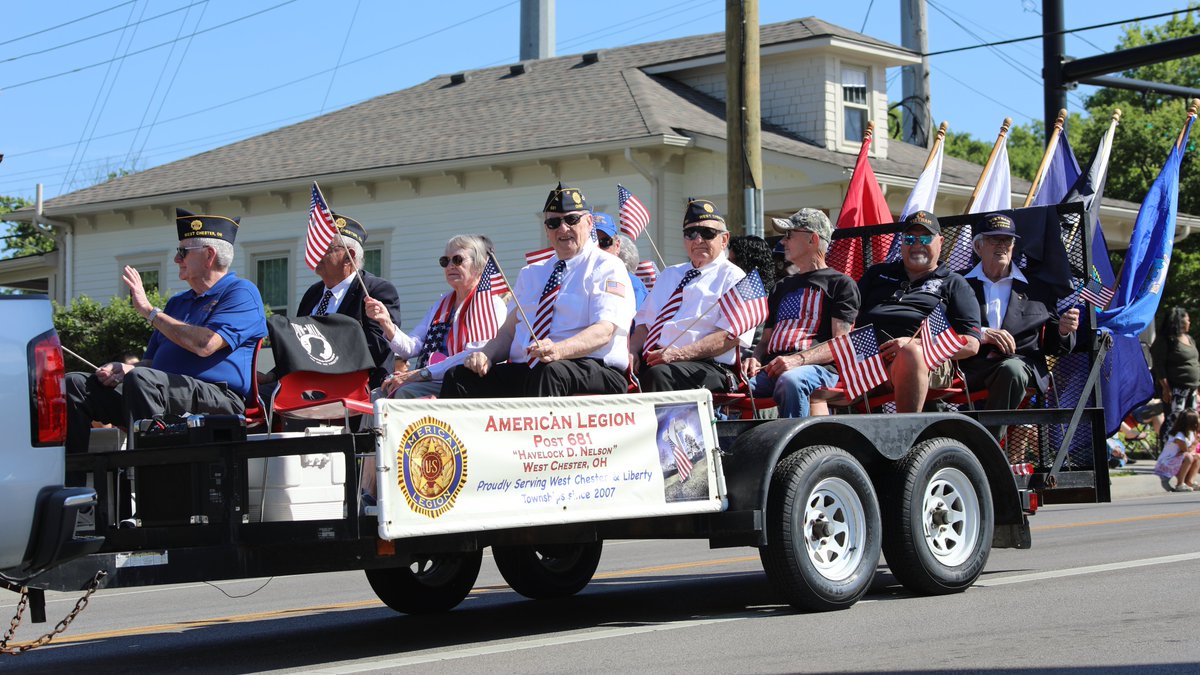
[53,291,167,369]
[0,195,55,258]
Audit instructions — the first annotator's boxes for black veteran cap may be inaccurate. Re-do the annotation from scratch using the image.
[543,182,588,213]
[331,213,367,245]
[683,198,726,228]
[903,209,941,235]
[974,212,1020,240]
[175,208,240,243]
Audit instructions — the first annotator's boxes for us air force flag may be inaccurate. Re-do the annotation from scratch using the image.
[267,314,373,377]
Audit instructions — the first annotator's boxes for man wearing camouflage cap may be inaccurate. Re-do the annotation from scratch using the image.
[742,208,860,417]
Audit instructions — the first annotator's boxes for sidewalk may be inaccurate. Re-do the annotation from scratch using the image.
[1108,456,1171,500]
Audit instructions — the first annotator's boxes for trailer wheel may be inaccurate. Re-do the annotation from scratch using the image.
[365,550,483,614]
[759,446,881,612]
[883,436,993,595]
[492,541,603,600]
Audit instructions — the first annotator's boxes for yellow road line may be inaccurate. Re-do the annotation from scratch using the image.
[1032,509,1200,531]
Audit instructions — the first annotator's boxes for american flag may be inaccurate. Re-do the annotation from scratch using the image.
[670,437,692,482]
[483,254,509,295]
[458,255,505,348]
[717,269,769,336]
[304,182,337,270]
[635,260,658,289]
[766,288,823,355]
[526,247,554,265]
[830,325,888,400]
[617,184,651,239]
[919,303,968,370]
[1078,277,1115,309]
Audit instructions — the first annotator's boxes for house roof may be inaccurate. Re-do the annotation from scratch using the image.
[30,17,920,215]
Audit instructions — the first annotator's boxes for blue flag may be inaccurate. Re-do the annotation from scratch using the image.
[1032,129,1081,207]
[1098,115,1194,336]
[1099,333,1154,435]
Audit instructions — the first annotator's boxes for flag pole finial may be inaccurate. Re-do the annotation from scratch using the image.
[1189,98,1200,116]
[935,120,949,140]
[1053,109,1067,132]
[1111,108,1122,124]
[863,120,875,142]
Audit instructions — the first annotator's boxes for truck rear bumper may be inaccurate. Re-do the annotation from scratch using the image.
[2,487,105,585]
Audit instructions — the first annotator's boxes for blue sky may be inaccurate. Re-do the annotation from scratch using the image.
[1,1,1192,202]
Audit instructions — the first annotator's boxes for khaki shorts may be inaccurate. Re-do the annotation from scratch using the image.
[929,360,955,389]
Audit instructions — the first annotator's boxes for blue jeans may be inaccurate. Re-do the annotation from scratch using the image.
[750,365,840,418]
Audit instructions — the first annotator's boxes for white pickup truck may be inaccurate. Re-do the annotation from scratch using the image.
[0,295,102,588]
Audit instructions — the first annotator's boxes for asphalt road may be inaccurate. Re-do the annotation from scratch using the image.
[5,493,1200,674]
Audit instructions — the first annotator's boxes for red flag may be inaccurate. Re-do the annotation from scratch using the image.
[827,133,893,280]
[304,182,337,270]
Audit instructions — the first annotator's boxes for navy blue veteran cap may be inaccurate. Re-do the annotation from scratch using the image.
[175,208,239,243]
[544,182,588,213]
[683,198,726,228]
[903,209,940,235]
[331,213,367,246]
[973,212,1020,240]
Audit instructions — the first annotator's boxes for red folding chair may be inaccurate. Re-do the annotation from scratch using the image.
[268,369,374,429]
[243,338,267,429]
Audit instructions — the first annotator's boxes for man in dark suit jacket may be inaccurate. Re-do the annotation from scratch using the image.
[296,214,402,389]
[959,213,1080,414]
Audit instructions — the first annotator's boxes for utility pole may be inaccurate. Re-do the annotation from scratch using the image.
[725,0,763,237]
[1042,0,1067,145]
[900,0,931,147]
[519,0,554,61]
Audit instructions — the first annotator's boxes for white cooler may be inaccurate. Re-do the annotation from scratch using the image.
[246,431,347,522]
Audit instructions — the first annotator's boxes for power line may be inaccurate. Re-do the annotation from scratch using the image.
[132,1,211,167]
[0,0,209,66]
[618,6,725,48]
[122,1,199,169]
[320,0,363,114]
[0,0,135,48]
[1,0,303,91]
[923,7,1195,57]
[933,65,1039,124]
[860,0,877,34]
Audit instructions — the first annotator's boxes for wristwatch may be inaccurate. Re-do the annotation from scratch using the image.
[147,307,161,324]
[419,367,432,381]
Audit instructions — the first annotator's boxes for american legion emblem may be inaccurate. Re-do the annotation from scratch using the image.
[397,416,467,518]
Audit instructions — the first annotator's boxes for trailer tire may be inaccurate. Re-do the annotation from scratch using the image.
[365,550,483,614]
[882,436,993,595]
[759,446,881,612]
[492,541,603,600]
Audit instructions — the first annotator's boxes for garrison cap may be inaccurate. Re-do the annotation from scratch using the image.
[771,208,832,243]
[903,210,941,235]
[682,198,726,229]
[175,208,240,244]
[543,182,588,213]
[330,213,367,246]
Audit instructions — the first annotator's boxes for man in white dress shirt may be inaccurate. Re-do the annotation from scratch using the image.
[440,183,636,398]
[630,199,753,393]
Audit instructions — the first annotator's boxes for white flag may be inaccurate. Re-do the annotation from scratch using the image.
[950,138,1012,263]
[900,141,944,219]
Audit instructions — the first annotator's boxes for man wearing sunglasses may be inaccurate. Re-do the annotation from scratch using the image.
[441,183,636,398]
[593,212,648,309]
[857,210,981,413]
[742,208,860,417]
[959,213,1080,421]
[294,214,402,389]
[631,199,753,393]
[64,209,268,455]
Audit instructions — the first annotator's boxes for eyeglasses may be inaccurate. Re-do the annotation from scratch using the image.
[439,254,468,268]
[684,226,724,241]
[174,246,205,260]
[544,213,586,229]
[980,235,1015,248]
[598,235,614,249]
[900,234,936,246]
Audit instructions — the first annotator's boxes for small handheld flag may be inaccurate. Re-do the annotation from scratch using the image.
[830,325,888,400]
[1078,277,1115,310]
[304,182,337,270]
[717,270,768,336]
[920,303,968,370]
[617,184,651,239]
[635,260,658,289]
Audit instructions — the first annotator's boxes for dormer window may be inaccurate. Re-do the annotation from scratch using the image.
[841,65,869,143]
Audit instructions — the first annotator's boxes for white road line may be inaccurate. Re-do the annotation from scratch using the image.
[293,615,750,674]
[974,551,1200,587]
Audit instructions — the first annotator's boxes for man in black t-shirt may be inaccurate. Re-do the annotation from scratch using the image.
[857,211,981,412]
[743,209,859,417]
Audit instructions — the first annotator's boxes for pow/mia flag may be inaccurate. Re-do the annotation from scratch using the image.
[267,314,373,377]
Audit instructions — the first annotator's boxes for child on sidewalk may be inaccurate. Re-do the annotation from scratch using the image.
[1154,409,1200,492]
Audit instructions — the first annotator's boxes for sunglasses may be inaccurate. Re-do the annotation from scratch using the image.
[598,235,614,248]
[174,246,205,260]
[544,213,586,229]
[683,226,724,241]
[439,254,468,268]
[900,234,936,246]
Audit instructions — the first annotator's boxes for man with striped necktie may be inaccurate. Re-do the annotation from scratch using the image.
[440,183,636,398]
[742,209,860,417]
[630,199,755,394]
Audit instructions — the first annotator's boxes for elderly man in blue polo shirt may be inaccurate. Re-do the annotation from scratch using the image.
[64,208,268,454]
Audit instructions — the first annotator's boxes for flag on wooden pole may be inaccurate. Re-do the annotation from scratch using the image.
[304,182,337,270]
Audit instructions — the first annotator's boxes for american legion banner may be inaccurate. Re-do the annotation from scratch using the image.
[375,390,724,539]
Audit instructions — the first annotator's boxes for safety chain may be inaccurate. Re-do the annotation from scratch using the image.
[1,570,107,655]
